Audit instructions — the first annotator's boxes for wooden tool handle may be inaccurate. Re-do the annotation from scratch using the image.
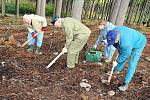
[108,53,119,83]
[46,52,64,69]
[21,33,39,47]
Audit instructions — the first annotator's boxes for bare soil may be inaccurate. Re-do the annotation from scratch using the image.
[0,17,149,100]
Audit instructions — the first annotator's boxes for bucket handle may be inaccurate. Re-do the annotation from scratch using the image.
[88,51,97,54]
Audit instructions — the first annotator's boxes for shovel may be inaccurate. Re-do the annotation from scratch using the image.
[21,32,39,47]
[107,54,118,83]
[46,51,64,69]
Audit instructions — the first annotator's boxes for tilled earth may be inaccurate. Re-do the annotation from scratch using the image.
[0,17,150,100]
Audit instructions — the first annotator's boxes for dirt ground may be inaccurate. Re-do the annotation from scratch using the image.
[0,17,150,100]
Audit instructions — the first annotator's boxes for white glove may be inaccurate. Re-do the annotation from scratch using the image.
[62,47,67,54]
[113,61,118,67]
[93,45,97,49]
[102,40,107,46]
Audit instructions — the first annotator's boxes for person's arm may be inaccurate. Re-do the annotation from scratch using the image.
[63,25,73,49]
[40,17,47,31]
[41,17,47,27]
[27,25,34,33]
[95,30,106,46]
[117,46,132,64]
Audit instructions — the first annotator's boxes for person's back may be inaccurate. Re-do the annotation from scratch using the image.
[114,26,146,49]
[103,22,116,38]
[62,17,91,35]
[31,15,47,32]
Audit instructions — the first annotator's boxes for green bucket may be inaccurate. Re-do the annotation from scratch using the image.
[85,48,102,62]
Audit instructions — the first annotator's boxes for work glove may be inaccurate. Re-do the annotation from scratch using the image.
[93,45,97,49]
[62,47,67,54]
[102,40,107,46]
[112,61,118,67]
[31,32,35,38]
[41,27,47,31]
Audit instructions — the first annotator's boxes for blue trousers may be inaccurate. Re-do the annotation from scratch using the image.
[115,43,146,84]
[27,32,44,48]
[104,45,116,60]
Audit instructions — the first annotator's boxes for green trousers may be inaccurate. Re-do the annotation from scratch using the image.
[67,37,89,68]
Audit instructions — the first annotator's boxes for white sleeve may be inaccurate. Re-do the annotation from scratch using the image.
[42,17,47,27]
[27,25,34,33]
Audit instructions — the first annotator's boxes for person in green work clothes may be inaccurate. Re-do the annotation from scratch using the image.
[51,16,91,69]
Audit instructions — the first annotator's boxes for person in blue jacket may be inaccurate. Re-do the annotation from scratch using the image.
[93,19,116,63]
[106,26,147,91]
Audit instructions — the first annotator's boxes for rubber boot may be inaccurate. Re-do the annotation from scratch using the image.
[26,45,34,52]
[35,47,42,55]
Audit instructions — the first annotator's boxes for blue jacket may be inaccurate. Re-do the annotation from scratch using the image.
[95,22,116,45]
[114,26,147,63]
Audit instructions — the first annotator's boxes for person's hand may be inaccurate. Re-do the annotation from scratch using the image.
[41,27,47,31]
[93,45,97,49]
[113,61,118,67]
[62,47,67,54]
[31,32,35,38]
[102,40,107,46]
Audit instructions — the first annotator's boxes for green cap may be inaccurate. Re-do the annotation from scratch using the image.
[51,16,59,25]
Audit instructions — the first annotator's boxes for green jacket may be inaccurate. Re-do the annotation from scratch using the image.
[61,17,91,48]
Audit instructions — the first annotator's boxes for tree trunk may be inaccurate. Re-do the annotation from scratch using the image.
[126,0,134,23]
[115,0,130,26]
[40,0,46,17]
[36,0,41,15]
[84,0,90,19]
[72,0,84,21]
[133,2,141,23]
[89,0,97,19]
[53,0,57,16]
[66,0,72,16]
[61,0,67,17]
[140,0,149,24]
[1,0,6,17]
[109,0,122,24]
[16,0,20,18]
[0,0,1,8]
[56,0,62,17]
[89,0,94,19]
[137,0,146,24]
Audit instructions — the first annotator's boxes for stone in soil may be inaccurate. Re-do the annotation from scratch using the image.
[108,90,115,96]
[53,52,59,55]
